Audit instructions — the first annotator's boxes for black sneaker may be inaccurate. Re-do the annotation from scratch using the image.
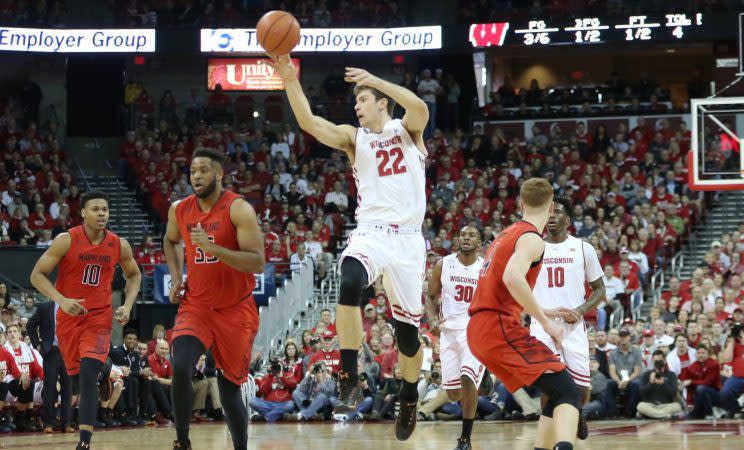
[334,372,363,414]
[173,440,192,450]
[395,400,418,441]
[454,437,472,450]
[76,443,91,450]
[577,413,588,440]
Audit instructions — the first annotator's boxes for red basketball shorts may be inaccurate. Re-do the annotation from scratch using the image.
[467,311,565,392]
[56,306,112,376]
[172,297,259,385]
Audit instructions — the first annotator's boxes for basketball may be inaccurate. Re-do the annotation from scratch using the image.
[256,10,301,55]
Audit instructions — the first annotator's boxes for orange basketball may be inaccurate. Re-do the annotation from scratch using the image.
[256,10,301,55]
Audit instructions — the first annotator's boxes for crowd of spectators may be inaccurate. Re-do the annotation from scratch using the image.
[0,0,67,27]
[0,301,227,433]
[0,89,80,248]
[459,0,741,23]
[111,0,408,28]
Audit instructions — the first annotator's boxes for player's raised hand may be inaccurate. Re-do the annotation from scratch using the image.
[58,297,87,316]
[114,305,131,325]
[344,67,380,88]
[266,53,296,80]
[190,222,213,252]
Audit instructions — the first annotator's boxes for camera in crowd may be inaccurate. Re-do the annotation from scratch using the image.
[312,361,326,375]
[731,322,744,341]
[309,337,321,346]
[269,358,286,375]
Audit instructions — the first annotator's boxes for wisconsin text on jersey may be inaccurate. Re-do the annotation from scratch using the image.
[448,275,478,284]
[542,257,575,264]
[369,135,402,149]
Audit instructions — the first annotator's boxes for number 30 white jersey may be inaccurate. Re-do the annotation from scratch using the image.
[439,253,484,330]
[353,119,427,226]
[533,235,603,309]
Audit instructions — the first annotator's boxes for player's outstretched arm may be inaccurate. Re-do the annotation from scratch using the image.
[30,233,86,316]
[163,202,185,303]
[344,67,429,141]
[425,259,443,333]
[116,238,142,325]
[196,199,264,273]
[271,54,356,155]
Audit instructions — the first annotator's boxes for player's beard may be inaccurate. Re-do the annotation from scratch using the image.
[195,176,218,199]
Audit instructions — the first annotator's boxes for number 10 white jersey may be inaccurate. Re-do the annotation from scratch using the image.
[439,253,484,330]
[353,119,427,226]
[533,235,603,309]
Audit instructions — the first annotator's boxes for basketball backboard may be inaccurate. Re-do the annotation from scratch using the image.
[689,97,744,191]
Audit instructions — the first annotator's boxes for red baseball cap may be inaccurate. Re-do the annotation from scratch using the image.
[642,329,654,337]
[322,330,334,340]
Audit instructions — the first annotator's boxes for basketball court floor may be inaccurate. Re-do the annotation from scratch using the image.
[2,420,743,449]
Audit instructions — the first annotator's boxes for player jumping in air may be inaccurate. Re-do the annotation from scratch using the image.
[272,54,429,440]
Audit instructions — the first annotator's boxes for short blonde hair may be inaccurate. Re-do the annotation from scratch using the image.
[520,178,554,208]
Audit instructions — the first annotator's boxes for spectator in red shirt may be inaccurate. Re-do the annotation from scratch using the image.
[248,360,298,422]
[137,241,166,277]
[28,203,52,230]
[311,309,337,335]
[147,339,173,421]
[377,332,398,379]
[661,277,692,306]
[308,330,341,374]
[0,331,24,431]
[683,345,722,418]
[4,324,43,431]
[207,84,231,112]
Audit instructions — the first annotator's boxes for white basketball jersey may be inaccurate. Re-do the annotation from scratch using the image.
[439,253,484,330]
[353,119,427,225]
[533,235,603,310]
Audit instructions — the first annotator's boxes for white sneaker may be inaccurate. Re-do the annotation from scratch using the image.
[333,413,350,422]
[712,407,727,419]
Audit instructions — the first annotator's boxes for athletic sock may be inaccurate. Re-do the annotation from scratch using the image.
[461,418,474,440]
[339,349,359,375]
[553,442,574,450]
[399,380,418,402]
[534,448,549,450]
[79,429,92,444]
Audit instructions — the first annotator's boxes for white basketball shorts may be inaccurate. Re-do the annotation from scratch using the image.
[339,223,426,327]
[530,319,590,387]
[440,327,486,390]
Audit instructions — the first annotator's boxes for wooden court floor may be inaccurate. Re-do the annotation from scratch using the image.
[1,420,743,449]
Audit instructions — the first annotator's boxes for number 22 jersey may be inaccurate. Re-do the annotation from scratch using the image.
[353,118,427,226]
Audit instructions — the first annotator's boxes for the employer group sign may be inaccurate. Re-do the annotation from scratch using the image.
[200,26,442,53]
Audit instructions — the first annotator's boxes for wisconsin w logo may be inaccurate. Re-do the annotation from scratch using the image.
[469,22,510,47]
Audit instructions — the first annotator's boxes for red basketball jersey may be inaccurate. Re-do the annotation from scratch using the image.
[176,190,256,309]
[56,226,121,311]
[469,221,543,318]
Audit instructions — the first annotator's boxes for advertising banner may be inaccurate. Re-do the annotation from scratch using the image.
[0,27,155,52]
[207,57,300,91]
[201,26,441,53]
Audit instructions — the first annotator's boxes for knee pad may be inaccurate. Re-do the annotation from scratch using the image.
[338,257,369,307]
[394,320,421,358]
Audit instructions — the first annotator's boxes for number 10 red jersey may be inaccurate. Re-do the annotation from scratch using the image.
[55,226,121,311]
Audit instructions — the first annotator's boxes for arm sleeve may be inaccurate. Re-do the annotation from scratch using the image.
[582,241,604,282]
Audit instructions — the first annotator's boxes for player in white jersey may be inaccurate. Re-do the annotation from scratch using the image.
[530,197,606,444]
[272,54,429,441]
[426,226,485,450]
